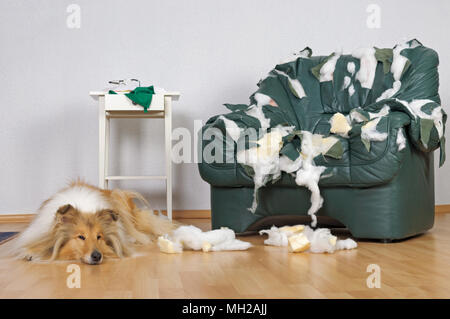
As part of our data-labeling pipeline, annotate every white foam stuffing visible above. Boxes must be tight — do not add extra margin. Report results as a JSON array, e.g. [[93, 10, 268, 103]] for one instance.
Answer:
[[348, 84, 355, 96], [312, 135, 340, 155], [259, 224, 357, 253], [237, 127, 292, 212], [237, 130, 329, 226], [159, 225, 251, 253], [335, 238, 358, 250], [294, 132, 326, 227], [254, 93, 272, 107], [330, 113, 352, 137], [343, 76, 351, 90], [361, 117, 388, 142], [347, 62, 356, 75], [396, 128, 406, 151], [319, 52, 341, 82], [352, 47, 377, 89], [391, 43, 410, 81], [278, 155, 303, 174], [219, 115, 242, 142], [259, 226, 289, 246]]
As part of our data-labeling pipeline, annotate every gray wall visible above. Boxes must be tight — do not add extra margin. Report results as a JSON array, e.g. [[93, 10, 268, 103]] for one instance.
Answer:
[[1, 0, 449, 214]]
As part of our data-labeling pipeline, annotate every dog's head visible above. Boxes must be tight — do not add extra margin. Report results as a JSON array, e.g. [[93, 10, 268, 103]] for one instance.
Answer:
[[54, 204, 120, 265]]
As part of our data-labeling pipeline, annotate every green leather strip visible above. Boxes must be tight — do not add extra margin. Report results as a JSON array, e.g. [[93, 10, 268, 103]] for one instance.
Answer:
[[324, 140, 344, 159], [374, 48, 393, 74], [440, 136, 446, 167], [420, 118, 434, 147]]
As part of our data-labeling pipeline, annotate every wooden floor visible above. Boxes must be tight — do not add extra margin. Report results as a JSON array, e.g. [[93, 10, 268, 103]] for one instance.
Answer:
[[1, 215, 450, 299]]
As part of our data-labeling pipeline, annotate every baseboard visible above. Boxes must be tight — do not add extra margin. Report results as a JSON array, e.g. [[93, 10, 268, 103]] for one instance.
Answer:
[[0, 210, 212, 224], [435, 205, 450, 214]]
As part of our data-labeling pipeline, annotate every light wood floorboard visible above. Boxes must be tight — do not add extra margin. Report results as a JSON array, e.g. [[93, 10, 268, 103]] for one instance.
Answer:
[[1, 216, 450, 298]]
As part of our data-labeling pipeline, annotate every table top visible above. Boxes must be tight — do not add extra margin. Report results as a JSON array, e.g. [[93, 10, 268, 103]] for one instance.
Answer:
[[89, 91, 180, 97]]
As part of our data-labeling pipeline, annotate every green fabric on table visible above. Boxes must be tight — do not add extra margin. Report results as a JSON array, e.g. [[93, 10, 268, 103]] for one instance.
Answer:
[[108, 86, 155, 112]]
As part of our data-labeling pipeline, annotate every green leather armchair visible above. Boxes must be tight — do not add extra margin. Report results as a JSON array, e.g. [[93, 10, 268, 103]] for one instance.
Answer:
[[198, 39, 446, 240]]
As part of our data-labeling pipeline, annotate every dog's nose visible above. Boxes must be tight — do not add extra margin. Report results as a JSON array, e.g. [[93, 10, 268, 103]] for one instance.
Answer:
[[91, 250, 102, 263]]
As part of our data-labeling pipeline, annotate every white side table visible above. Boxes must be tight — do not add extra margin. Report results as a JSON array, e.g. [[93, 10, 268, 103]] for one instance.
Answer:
[[89, 91, 180, 220]]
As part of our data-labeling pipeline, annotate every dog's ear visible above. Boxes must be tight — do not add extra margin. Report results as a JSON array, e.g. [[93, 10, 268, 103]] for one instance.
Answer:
[[56, 204, 79, 223], [96, 209, 119, 222]]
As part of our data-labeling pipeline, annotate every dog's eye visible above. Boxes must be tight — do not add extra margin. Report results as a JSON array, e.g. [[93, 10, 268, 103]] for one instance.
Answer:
[[78, 235, 86, 240], [97, 235, 101, 240]]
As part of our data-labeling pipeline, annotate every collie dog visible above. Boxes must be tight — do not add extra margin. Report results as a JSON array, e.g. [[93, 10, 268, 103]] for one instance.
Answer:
[[11, 181, 176, 264]]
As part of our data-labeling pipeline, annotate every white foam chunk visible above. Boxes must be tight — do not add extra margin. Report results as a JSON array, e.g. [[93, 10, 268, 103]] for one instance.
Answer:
[[219, 115, 242, 142], [158, 236, 183, 254], [343, 76, 351, 90], [237, 127, 293, 212], [347, 62, 356, 75], [294, 132, 326, 227], [352, 47, 377, 89], [391, 43, 409, 81], [335, 238, 358, 250], [330, 113, 352, 137], [348, 84, 355, 96], [168, 225, 252, 252], [396, 128, 406, 151], [361, 117, 388, 142], [319, 52, 341, 82], [259, 226, 289, 246]]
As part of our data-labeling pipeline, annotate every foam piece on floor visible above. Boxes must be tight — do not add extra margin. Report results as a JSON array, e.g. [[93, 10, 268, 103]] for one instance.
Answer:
[[288, 233, 311, 252], [335, 238, 358, 250], [165, 225, 252, 252], [259, 224, 357, 254], [259, 226, 289, 246], [157, 236, 183, 254]]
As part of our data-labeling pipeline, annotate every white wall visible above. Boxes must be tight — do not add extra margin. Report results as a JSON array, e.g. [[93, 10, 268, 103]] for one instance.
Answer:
[[1, 0, 449, 214]]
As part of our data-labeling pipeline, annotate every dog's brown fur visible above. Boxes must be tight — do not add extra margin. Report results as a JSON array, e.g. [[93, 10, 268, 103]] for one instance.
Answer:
[[20, 181, 177, 264]]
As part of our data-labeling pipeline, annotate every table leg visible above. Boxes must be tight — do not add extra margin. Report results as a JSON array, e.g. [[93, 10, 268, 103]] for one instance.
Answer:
[[164, 96, 173, 220], [98, 96, 107, 189], [105, 114, 110, 189]]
